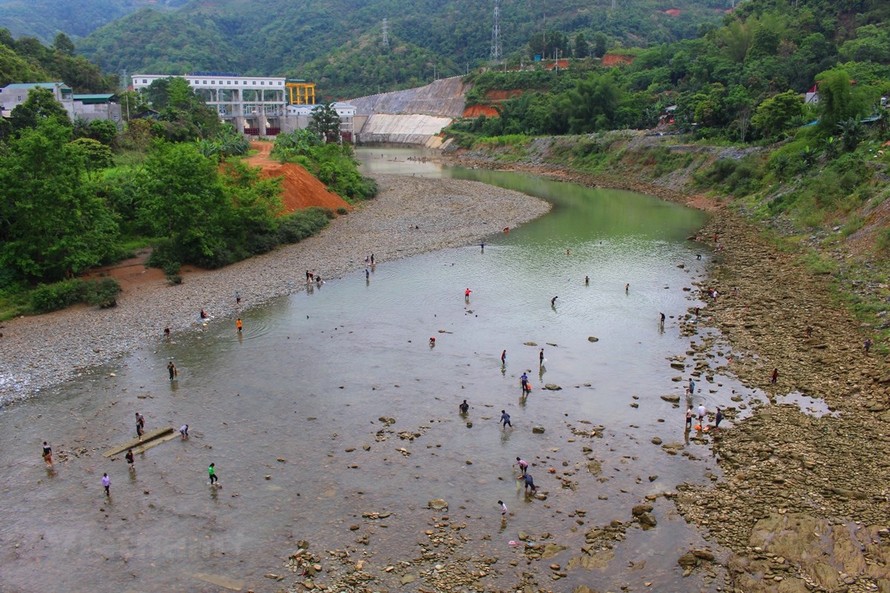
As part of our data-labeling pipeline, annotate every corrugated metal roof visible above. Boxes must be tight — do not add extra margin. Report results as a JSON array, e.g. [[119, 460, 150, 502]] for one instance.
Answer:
[[3, 82, 69, 90], [73, 94, 116, 104]]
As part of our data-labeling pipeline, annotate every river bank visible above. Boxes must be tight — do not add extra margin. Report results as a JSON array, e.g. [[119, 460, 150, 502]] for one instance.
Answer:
[[447, 150, 890, 592], [0, 175, 550, 404]]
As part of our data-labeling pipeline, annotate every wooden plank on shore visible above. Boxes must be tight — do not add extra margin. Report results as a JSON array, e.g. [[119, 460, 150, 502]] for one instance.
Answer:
[[130, 431, 179, 455], [103, 427, 174, 457]]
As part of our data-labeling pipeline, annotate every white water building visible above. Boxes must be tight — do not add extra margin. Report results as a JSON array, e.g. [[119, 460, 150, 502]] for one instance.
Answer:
[[132, 73, 288, 135]]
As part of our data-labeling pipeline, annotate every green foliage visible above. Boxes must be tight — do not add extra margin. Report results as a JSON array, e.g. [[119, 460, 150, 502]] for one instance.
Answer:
[[839, 24, 890, 63], [276, 207, 330, 244], [197, 124, 250, 160], [141, 141, 231, 267], [83, 277, 121, 308], [69, 137, 114, 172], [0, 40, 46, 85], [308, 103, 341, 143], [751, 90, 804, 141], [0, 1, 190, 41], [0, 119, 119, 282], [0, 29, 113, 91], [815, 69, 868, 134], [75, 0, 726, 99], [768, 138, 817, 179], [273, 131, 377, 202], [28, 277, 120, 312], [29, 279, 86, 313], [696, 156, 764, 195], [142, 76, 221, 140], [74, 118, 119, 146]]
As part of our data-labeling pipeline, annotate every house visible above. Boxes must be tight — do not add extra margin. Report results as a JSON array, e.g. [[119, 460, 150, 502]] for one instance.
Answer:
[[0, 81, 73, 118], [0, 82, 121, 123]]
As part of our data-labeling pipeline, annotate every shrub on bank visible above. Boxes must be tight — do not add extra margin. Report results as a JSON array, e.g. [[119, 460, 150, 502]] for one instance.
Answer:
[[277, 207, 331, 244], [30, 278, 121, 313]]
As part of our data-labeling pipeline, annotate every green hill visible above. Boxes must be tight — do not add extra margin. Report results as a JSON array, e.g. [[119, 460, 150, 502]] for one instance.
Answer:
[[77, 0, 727, 97], [0, 0, 188, 41]]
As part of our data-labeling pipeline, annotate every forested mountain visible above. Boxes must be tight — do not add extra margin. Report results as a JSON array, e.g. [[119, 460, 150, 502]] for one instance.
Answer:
[[77, 0, 728, 98], [0, 0, 188, 41]]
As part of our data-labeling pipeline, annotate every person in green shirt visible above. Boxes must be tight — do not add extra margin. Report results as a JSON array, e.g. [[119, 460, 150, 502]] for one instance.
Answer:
[[208, 463, 218, 485]]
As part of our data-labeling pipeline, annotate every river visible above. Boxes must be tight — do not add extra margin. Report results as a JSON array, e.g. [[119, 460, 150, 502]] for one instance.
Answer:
[[0, 148, 755, 593]]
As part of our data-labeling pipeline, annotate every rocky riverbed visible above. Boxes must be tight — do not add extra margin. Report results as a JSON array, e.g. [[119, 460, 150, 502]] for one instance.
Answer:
[[0, 175, 550, 404], [447, 152, 890, 593]]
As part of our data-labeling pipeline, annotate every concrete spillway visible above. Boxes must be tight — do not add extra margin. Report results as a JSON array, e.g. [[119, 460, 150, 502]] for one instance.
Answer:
[[350, 76, 467, 146]]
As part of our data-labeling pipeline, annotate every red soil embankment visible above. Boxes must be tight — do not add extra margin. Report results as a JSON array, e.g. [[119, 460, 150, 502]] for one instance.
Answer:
[[463, 89, 526, 118], [245, 141, 352, 214], [463, 105, 500, 118], [602, 54, 636, 67]]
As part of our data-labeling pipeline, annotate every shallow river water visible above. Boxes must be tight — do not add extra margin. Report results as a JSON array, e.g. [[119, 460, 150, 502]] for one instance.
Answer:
[[0, 149, 757, 593]]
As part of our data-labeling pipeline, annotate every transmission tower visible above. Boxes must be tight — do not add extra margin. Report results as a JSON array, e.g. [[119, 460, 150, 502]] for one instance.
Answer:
[[382, 18, 389, 49], [490, 0, 502, 62]]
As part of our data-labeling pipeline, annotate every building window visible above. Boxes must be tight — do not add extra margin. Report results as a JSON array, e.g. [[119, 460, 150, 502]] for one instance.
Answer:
[[252, 81, 257, 85], [261, 81, 265, 85]]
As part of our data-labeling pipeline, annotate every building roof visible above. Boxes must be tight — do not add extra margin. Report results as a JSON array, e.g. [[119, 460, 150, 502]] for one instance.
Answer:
[[3, 82, 70, 90], [73, 94, 116, 104]]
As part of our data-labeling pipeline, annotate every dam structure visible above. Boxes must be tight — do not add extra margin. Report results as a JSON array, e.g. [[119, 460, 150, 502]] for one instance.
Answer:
[[350, 76, 467, 147]]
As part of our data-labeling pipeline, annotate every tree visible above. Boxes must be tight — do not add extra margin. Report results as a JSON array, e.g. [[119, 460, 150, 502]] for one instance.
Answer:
[[574, 33, 590, 59], [143, 77, 220, 140], [815, 68, 866, 134], [69, 137, 114, 174], [560, 74, 622, 133], [593, 33, 608, 58], [309, 103, 342, 143], [52, 33, 75, 56], [839, 24, 890, 63], [751, 90, 804, 140], [9, 87, 70, 134], [141, 142, 232, 267], [0, 119, 119, 282]]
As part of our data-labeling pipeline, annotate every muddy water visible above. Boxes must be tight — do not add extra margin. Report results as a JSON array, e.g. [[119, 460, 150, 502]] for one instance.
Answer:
[[0, 150, 756, 593]]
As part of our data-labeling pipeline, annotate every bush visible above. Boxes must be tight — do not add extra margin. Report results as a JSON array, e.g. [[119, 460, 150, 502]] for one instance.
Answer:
[[29, 278, 122, 312], [277, 208, 330, 244], [696, 157, 764, 196], [83, 278, 121, 308], [30, 279, 86, 313]]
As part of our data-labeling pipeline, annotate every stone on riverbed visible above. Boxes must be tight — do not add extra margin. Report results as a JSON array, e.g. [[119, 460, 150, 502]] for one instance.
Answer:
[[428, 498, 448, 510]]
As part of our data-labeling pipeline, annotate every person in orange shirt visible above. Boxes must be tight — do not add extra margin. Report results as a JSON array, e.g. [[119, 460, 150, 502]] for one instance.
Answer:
[[236, 318, 243, 332]]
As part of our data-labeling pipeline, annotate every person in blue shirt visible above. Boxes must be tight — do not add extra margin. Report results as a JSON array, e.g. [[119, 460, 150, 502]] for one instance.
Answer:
[[523, 473, 537, 493], [500, 410, 512, 429]]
